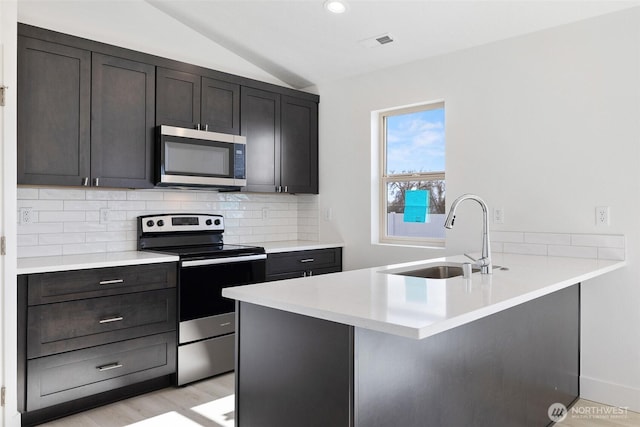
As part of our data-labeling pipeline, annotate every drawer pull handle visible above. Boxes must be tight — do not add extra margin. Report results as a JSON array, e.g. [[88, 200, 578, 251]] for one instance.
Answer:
[[220, 322, 231, 327], [99, 279, 124, 286], [97, 362, 123, 372], [299, 258, 315, 263], [99, 316, 124, 324]]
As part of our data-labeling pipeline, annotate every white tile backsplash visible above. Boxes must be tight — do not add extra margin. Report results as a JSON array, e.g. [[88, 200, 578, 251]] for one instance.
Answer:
[[493, 231, 625, 260], [17, 186, 319, 258]]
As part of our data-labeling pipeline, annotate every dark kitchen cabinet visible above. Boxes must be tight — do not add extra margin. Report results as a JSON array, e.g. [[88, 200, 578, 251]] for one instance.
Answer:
[[156, 67, 240, 135], [18, 263, 177, 425], [241, 87, 281, 192], [91, 53, 155, 188], [241, 88, 319, 194], [17, 37, 91, 186], [17, 36, 156, 189], [281, 96, 319, 194], [266, 247, 342, 281]]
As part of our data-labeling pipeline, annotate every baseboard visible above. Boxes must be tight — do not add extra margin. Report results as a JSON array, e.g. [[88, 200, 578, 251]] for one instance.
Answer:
[[580, 375, 640, 412]]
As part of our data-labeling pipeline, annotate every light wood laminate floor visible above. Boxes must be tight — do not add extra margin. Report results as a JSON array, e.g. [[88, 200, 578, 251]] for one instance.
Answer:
[[38, 373, 639, 426]]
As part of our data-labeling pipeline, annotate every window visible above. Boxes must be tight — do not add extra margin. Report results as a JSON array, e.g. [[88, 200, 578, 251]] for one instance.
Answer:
[[379, 102, 445, 246]]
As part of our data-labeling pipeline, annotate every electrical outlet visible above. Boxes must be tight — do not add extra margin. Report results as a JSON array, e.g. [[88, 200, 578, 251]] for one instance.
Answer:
[[100, 208, 110, 224], [493, 207, 504, 224], [596, 206, 610, 226], [19, 207, 33, 225], [324, 208, 333, 221], [262, 207, 269, 219]]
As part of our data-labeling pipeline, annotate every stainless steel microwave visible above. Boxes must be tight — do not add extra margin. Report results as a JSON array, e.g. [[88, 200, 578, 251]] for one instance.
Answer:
[[156, 125, 247, 189]]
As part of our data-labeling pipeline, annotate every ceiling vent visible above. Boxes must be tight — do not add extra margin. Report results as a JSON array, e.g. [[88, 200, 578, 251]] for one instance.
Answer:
[[359, 33, 395, 48]]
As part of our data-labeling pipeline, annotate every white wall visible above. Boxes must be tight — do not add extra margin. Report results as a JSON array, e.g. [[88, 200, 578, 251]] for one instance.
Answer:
[[317, 8, 640, 411]]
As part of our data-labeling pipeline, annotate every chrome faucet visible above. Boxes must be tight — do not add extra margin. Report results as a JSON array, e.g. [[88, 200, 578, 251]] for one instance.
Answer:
[[444, 194, 492, 274]]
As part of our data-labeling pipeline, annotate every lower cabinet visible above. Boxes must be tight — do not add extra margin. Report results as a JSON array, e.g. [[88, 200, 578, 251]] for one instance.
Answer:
[[18, 262, 177, 425], [266, 247, 342, 281]]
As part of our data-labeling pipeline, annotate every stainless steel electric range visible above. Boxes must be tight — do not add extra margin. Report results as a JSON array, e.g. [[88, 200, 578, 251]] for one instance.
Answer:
[[137, 213, 266, 385]]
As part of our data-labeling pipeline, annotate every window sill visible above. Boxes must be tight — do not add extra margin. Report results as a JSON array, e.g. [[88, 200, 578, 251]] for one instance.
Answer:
[[376, 240, 445, 250]]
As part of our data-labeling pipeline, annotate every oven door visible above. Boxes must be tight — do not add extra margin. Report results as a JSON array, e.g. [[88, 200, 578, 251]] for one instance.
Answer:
[[178, 254, 266, 344]]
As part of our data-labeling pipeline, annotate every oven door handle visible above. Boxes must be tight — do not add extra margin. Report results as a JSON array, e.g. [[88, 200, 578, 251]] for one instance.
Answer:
[[181, 254, 267, 268]]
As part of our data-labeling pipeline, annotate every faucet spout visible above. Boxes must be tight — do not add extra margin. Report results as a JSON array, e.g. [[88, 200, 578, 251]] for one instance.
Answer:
[[444, 194, 492, 274]]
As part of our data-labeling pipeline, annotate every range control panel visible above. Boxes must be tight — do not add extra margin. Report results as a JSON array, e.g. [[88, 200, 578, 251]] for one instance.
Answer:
[[140, 214, 224, 233]]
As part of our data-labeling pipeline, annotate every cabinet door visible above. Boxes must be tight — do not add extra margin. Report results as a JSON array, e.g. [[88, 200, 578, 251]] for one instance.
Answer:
[[201, 77, 240, 135], [156, 67, 201, 128], [280, 96, 318, 194], [91, 53, 155, 188], [241, 87, 281, 192], [17, 37, 91, 186]]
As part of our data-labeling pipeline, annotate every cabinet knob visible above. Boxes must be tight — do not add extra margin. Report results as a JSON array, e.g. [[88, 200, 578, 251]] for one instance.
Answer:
[[284, 186, 288, 193], [93, 177, 100, 187], [195, 123, 201, 130], [204, 124, 209, 131], [82, 177, 89, 186]]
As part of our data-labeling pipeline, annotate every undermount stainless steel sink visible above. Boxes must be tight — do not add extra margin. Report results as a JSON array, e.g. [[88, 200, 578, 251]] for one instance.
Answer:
[[382, 262, 481, 279]]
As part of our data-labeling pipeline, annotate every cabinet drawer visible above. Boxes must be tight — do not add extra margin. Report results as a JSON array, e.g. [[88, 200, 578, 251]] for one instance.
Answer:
[[27, 263, 176, 305], [26, 332, 176, 411], [28, 289, 176, 358], [266, 248, 342, 276]]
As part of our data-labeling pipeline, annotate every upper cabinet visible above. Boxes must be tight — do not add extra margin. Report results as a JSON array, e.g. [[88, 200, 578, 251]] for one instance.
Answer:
[[156, 68, 240, 135], [91, 54, 155, 188], [17, 37, 92, 186], [241, 88, 319, 194], [17, 24, 318, 193], [18, 37, 155, 188]]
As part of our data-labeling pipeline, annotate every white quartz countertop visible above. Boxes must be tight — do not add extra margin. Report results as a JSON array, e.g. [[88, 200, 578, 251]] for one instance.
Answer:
[[250, 240, 344, 253], [17, 251, 179, 275], [223, 253, 626, 340]]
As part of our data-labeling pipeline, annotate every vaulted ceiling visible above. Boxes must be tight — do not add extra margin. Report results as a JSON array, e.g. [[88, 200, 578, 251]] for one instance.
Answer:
[[147, 0, 640, 89]]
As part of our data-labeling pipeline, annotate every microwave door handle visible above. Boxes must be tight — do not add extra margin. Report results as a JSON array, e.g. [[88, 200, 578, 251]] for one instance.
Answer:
[[181, 254, 267, 268]]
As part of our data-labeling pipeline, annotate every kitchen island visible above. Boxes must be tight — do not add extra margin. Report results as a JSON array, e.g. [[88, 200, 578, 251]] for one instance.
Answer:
[[222, 253, 625, 427]]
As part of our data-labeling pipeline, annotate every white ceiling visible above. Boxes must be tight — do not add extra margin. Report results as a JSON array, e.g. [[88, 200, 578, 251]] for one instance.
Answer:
[[148, 0, 640, 89]]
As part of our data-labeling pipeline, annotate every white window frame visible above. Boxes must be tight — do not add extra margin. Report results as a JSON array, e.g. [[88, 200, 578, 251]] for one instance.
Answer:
[[379, 102, 445, 247]]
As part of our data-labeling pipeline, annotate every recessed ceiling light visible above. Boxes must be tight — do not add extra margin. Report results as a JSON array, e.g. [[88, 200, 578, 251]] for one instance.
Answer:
[[324, 0, 348, 14]]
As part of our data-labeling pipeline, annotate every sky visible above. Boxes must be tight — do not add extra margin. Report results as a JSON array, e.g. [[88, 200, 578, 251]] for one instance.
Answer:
[[386, 107, 445, 174]]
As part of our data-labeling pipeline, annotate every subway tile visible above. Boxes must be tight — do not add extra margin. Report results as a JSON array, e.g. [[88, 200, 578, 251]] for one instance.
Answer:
[[524, 232, 571, 245], [107, 201, 147, 210], [39, 233, 85, 245], [491, 231, 524, 243], [17, 200, 63, 210], [39, 211, 86, 222], [86, 231, 128, 243], [85, 211, 100, 222], [64, 222, 107, 233], [39, 188, 86, 200], [107, 241, 137, 252], [17, 223, 63, 235], [86, 190, 127, 201], [64, 200, 108, 211], [163, 191, 199, 201], [180, 202, 217, 211], [17, 187, 40, 199], [196, 192, 228, 202], [17, 235, 39, 246], [548, 245, 597, 259], [107, 221, 137, 232], [18, 245, 63, 258], [107, 211, 127, 221], [503, 243, 547, 256], [143, 201, 182, 211], [127, 190, 164, 201], [491, 242, 504, 253], [598, 247, 625, 261], [63, 242, 107, 255], [571, 234, 625, 248]]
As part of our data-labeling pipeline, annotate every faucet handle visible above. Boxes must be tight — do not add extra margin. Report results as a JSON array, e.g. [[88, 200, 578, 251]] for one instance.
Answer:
[[464, 253, 477, 263]]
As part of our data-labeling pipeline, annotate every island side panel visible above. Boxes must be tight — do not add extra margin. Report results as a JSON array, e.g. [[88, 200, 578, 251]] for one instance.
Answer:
[[236, 302, 354, 427], [354, 284, 580, 427]]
